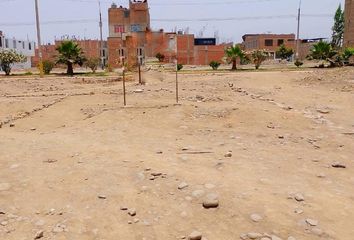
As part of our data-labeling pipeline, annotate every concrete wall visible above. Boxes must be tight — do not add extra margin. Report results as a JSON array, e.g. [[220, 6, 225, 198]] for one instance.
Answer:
[[0, 32, 35, 69]]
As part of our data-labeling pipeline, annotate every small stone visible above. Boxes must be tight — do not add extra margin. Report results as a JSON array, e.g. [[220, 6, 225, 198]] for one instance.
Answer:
[[331, 162, 346, 168], [30, 128, 36, 131], [247, 232, 263, 239], [250, 213, 263, 222], [189, 231, 202, 240], [306, 218, 318, 226], [287, 237, 296, 240], [134, 89, 144, 93], [34, 230, 44, 239], [0, 221, 8, 226], [133, 218, 140, 223], [98, 195, 107, 199], [178, 182, 189, 190], [224, 152, 232, 158], [317, 173, 326, 178], [240, 233, 248, 240], [294, 193, 304, 202], [294, 208, 303, 214], [203, 193, 219, 209], [151, 172, 162, 177], [127, 221, 133, 224], [128, 209, 136, 216], [120, 206, 128, 211], [9, 123, 15, 127]]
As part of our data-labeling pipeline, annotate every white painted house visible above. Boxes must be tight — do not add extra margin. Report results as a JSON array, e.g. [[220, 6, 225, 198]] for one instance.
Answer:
[[0, 31, 35, 70]]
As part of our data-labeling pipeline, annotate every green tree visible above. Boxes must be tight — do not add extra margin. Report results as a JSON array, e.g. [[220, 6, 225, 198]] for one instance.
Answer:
[[310, 41, 336, 61], [0, 49, 26, 76], [56, 40, 86, 75], [209, 61, 221, 70], [42, 60, 54, 74], [342, 47, 354, 61], [85, 57, 100, 73], [225, 45, 245, 70], [251, 50, 268, 70], [155, 53, 165, 62], [276, 44, 294, 60], [331, 4, 345, 49]]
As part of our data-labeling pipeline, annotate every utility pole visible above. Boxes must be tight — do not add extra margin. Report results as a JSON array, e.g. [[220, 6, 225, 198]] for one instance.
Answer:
[[35, 0, 44, 78], [295, 0, 302, 60], [99, 1, 104, 69], [175, 34, 179, 104]]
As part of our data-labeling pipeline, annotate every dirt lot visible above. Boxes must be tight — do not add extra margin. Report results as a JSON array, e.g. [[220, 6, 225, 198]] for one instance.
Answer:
[[0, 68, 353, 240]]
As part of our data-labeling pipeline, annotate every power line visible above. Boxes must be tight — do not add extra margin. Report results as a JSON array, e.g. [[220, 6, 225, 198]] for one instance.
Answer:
[[0, 14, 333, 27]]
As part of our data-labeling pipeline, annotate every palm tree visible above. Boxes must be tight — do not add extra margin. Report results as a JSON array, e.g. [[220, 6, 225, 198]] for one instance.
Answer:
[[225, 45, 245, 70], [310, 41, 336, 61], [56, 40, 86, 75]]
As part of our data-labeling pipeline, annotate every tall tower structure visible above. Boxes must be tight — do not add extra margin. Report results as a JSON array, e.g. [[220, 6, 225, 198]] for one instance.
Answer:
[[344, 0, 354, 47]]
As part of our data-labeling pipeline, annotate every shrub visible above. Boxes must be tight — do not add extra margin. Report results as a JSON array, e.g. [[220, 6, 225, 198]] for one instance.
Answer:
[[251, 50, 268, 70], [24, 71, 33, 75], [85, 58, 100, 73], [342, 47, 354, 61], [294, 59, 303, 68], [156, 53, 165, 62], [0, 49, 26, 76], [209, 61, 221, 70], [276, 44, 294, 60], [42, 60, 54, 74], [177, 63, 183, 71]]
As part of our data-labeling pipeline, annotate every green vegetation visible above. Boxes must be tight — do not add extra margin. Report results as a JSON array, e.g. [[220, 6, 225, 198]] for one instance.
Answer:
[[42, 60, 55, 74], [331, 4, 345, 49], [209, 61, 221, 70], [0, 49, 26, 76], [294, 59, 304, 68], [225, 45, 245, 70], [156, 53, 165, 62], [250, 50, 268, 70], [56, 40, 86, 76], [342, 47, 354, 62], [276, 44, 294, 60], [85, 58, 100, 73], [177, 63, 183, 71]]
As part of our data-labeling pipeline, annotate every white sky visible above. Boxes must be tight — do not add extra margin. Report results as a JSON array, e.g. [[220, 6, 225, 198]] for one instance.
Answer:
[[0, 0, 345, 44]]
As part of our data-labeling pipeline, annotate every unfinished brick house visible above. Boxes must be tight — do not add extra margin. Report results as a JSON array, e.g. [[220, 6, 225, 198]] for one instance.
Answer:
[[344, 0, 354, 47], [242, 34, 296, 59], [107, 0, 232, 68]]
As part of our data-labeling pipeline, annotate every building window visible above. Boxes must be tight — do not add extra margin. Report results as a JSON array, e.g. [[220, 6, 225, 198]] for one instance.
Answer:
[[0, 37, 2, 47], [114, 25, 124, 33], [5, 39, 9, 48], [265, 39, 273, 47], [22, 41, 25, 49], [124, 10, 130, 18], [13, 39, 17, 48], [277, 39, 284, 46], [29, 42, 32, 50]]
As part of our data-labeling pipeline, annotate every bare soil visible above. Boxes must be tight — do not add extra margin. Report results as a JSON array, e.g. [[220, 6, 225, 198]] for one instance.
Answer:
[[0, 68, 353, 240]]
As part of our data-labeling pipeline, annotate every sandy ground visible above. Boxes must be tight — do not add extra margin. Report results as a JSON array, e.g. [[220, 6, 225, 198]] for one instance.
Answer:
[[0, 67, 353, 240]]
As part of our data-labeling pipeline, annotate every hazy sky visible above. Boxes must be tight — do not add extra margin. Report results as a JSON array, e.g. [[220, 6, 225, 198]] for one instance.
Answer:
[[0, 0, 345, 44]]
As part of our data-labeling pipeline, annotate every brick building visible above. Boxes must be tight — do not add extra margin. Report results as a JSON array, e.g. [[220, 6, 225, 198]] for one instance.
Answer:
[[32, 39, 107, 67], [107, 0, 231, 68], [344, 0, 354, 47], [242, 34, 296, 59]]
